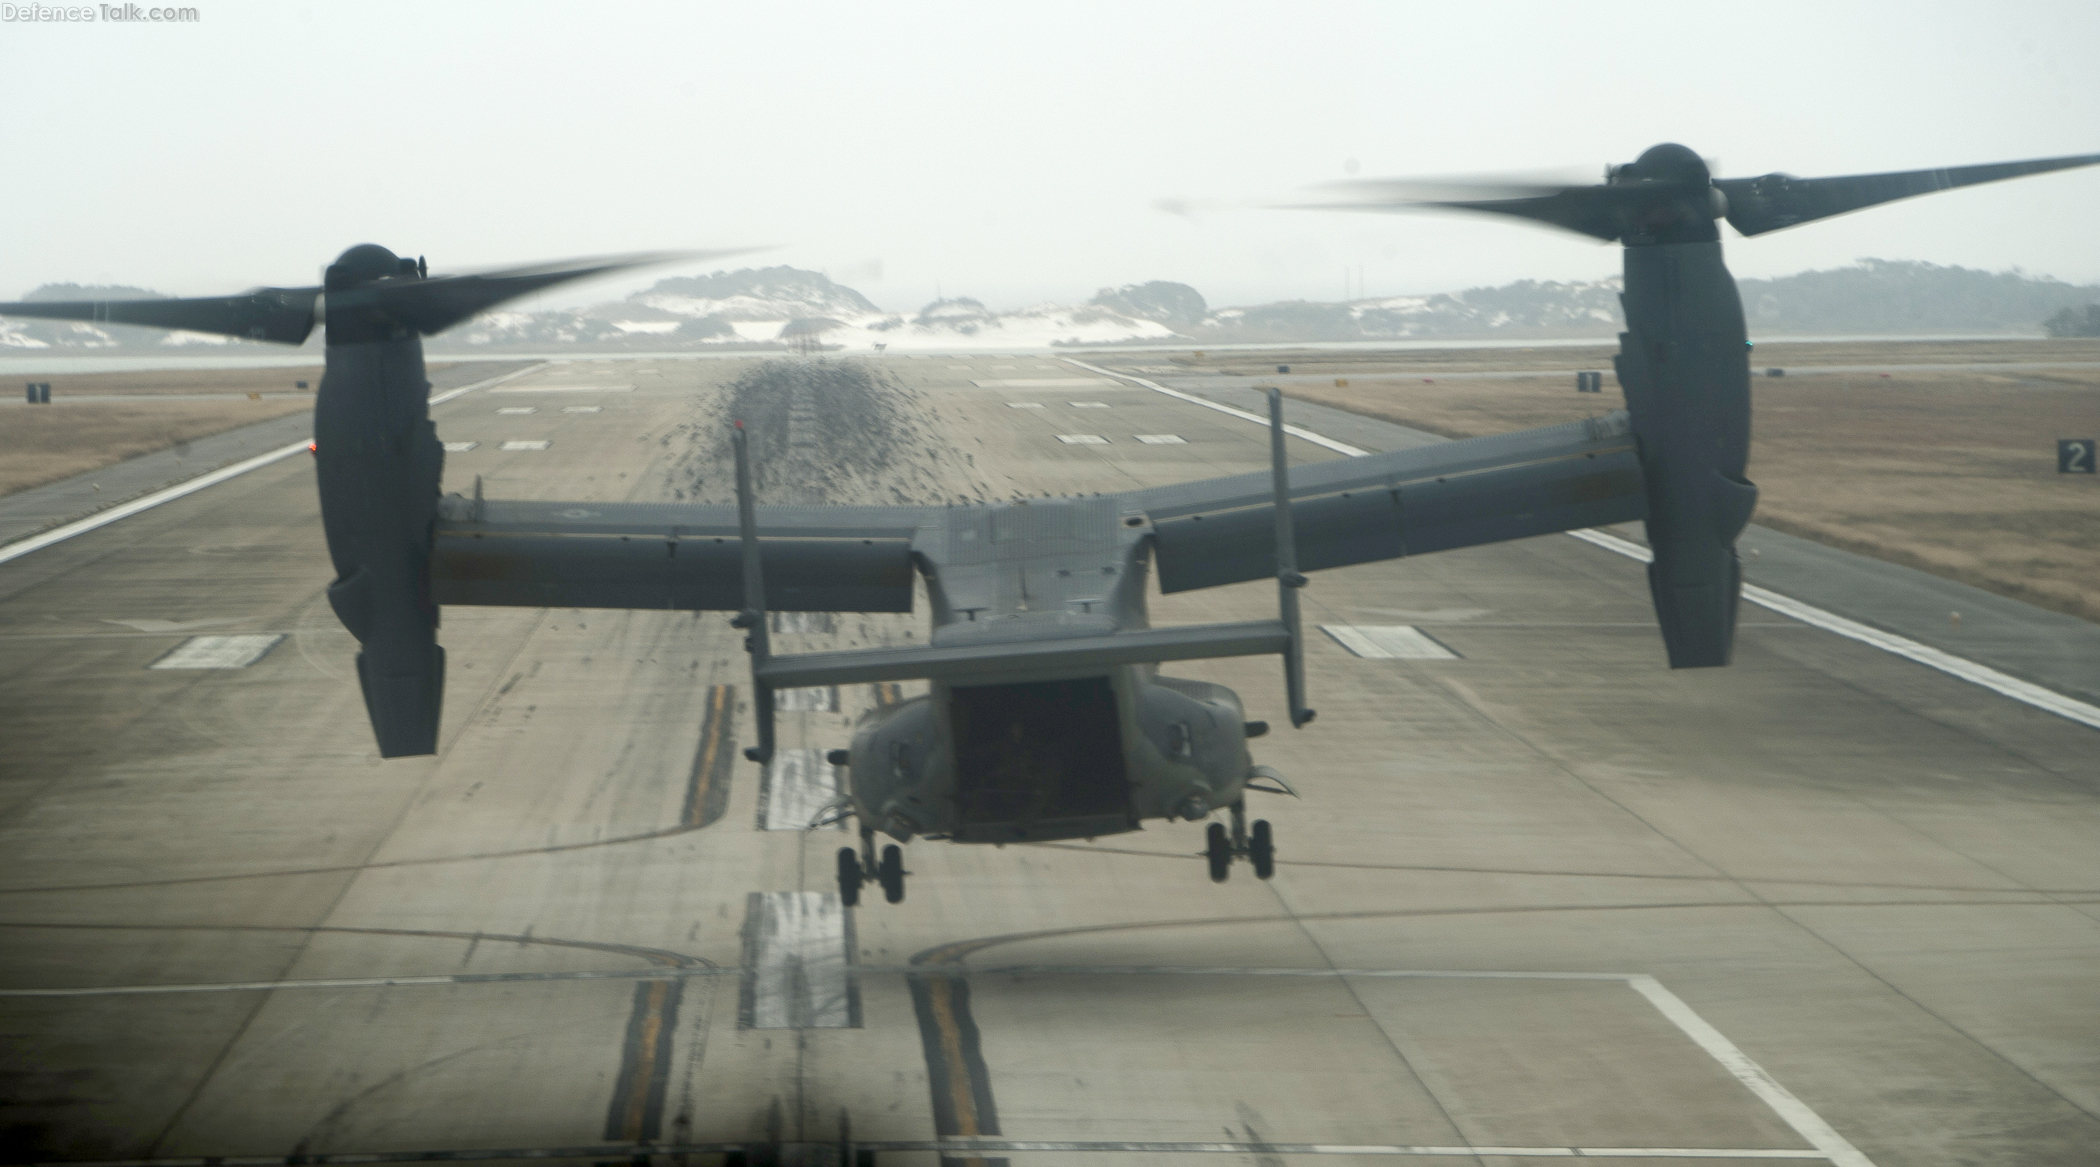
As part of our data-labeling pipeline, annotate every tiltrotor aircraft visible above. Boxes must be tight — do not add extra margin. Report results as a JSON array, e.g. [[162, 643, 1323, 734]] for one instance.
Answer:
[[4, 146, 2094, 907]]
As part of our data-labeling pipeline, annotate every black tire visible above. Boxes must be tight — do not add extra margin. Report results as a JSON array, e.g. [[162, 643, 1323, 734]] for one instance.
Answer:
[[1250, 820, 1275, 880], [879, 844, 906, 904], [836, 847, 862, 906], [1205, 822, 1232, 883]]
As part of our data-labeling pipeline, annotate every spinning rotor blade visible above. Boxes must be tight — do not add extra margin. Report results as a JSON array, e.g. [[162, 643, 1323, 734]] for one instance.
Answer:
[[341, 248, 751, 336], [0, 286, 320, 345], [1299, 177, 1706, 243], [1715, 153, 2100, 236], [0, 246, 762, 347]]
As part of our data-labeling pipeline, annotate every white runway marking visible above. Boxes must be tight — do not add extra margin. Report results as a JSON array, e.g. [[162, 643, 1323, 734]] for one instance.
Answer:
[[0, 365, 536, 568], [775, 685, 839, 712], [103, 617, 242, 633], [149, 634, 285, 670], [971, 378, 1114, 388], [739, 891, 858, 1029], [495, 406, 537, 415], [442, 441, 479, 452], [1322, 624, 1460, 660], [1069, 356, 2100, 735], [769, 611, 836, 634], [758, 748, 845, 831], [1567, 529, 2100, 733], [1005, 401, 1045, 409], [498, 440, 550, 451], [983, 965, 1872, 1167], [487, 384, 634, 393], [1056, 434, 1109, 445], [1069, 400, 1111, 408], [1134, 434, 1186, 444], [1060, 357, 1365, 456], [560, 405, 601, 413], [14, 960, 1864, 1164]]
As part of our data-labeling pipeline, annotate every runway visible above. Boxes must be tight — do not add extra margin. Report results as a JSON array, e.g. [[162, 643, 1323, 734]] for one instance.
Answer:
[[2, 354, 2097, 1166]]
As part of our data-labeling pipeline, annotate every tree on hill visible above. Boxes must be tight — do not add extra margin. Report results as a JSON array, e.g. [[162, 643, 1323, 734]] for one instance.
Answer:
[[2042, 304, 2100, 338], [1736, 259, 2100, 334]]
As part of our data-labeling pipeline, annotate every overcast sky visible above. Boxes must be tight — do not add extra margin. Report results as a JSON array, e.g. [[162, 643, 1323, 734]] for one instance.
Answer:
[[4, 0, 2097, 314]]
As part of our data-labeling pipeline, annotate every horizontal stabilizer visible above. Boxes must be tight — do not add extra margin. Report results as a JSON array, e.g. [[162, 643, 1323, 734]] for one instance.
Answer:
[[757, 620, 1292, 688]]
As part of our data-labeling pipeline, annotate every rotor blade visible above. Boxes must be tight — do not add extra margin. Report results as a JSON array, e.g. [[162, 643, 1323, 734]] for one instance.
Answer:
[[1292, 183, 1645, 243], [0, 286, 319, 345], [1717, 152, 2100, 237], [356, 248, 760, 336]]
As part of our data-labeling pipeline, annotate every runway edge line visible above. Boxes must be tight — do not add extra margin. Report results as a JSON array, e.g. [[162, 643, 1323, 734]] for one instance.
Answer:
[[0, 362, 545, 567], [1066, 358, 2100, 734]]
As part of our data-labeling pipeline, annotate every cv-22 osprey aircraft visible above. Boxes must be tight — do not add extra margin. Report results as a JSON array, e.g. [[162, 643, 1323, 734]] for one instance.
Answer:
[[6, 146, 2095, 906]]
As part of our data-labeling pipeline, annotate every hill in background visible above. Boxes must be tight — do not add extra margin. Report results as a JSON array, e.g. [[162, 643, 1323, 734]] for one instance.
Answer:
[[6, 260, 2099, 352]]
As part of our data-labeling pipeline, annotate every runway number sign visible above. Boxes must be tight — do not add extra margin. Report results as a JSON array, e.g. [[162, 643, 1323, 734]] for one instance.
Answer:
[[2061, 439, 2096, 474]]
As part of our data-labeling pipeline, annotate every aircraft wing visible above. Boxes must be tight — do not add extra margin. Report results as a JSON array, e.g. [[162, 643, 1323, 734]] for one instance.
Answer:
[[1133, 410, 1646, 593], [430, 498, 936, 613], [430, 411, 1645, 612]]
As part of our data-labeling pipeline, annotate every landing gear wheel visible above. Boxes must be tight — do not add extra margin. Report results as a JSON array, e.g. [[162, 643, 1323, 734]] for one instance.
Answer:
[[879, 844, 906, 904], [1205, 822, 1232, 883], [1250, 820, 1275, 880], [836, 847, 863, 906]]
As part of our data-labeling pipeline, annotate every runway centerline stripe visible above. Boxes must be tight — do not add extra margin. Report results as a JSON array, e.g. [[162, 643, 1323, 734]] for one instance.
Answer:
[[681, 684, 735, 828], [602, 978, 683, 1142], [1068, 357, 2099, 734], [908, 971, 1006, 1167], [0, 363, 543, 566]]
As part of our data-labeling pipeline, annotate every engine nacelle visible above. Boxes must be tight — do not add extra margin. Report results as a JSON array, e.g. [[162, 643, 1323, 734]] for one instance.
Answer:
[[314, 314, 446, 757], [1615, 238, 1757, 669]]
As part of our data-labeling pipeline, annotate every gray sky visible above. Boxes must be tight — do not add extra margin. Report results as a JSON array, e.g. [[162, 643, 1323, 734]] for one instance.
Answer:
[[5, 0, 2097, 314]]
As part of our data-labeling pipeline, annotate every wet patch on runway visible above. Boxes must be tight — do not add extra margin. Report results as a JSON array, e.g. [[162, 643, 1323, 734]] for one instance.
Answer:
[[682, 684, 736, 829], [757, 749, 846, 831], [148, 633, 284, 669], [738, 891, 860, 1029], [1322, 624, 1462, 660]]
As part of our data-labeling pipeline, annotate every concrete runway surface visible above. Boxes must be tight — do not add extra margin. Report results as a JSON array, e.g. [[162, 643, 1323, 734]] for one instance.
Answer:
[[1, 354, 2096, 1166]]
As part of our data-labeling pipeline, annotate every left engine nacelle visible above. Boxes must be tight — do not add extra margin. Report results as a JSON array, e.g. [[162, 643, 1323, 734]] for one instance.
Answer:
[[314, 329, 446, 758]]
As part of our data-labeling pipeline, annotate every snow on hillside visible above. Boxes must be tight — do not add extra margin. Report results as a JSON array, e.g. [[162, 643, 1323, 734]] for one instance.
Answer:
[[435, 269, 1176, 350]]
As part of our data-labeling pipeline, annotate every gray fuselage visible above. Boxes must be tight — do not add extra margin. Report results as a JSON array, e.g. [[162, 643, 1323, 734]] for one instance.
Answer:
[[845, 497, 1260, 844]]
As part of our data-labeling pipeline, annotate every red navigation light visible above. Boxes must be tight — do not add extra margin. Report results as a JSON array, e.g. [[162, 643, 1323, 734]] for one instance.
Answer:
[[308, 441, 318, 455]]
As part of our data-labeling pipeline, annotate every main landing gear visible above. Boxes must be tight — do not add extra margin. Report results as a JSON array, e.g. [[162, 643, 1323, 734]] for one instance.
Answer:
[[1206, 799, 1274, 883], [838, 826, 907, 906]]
